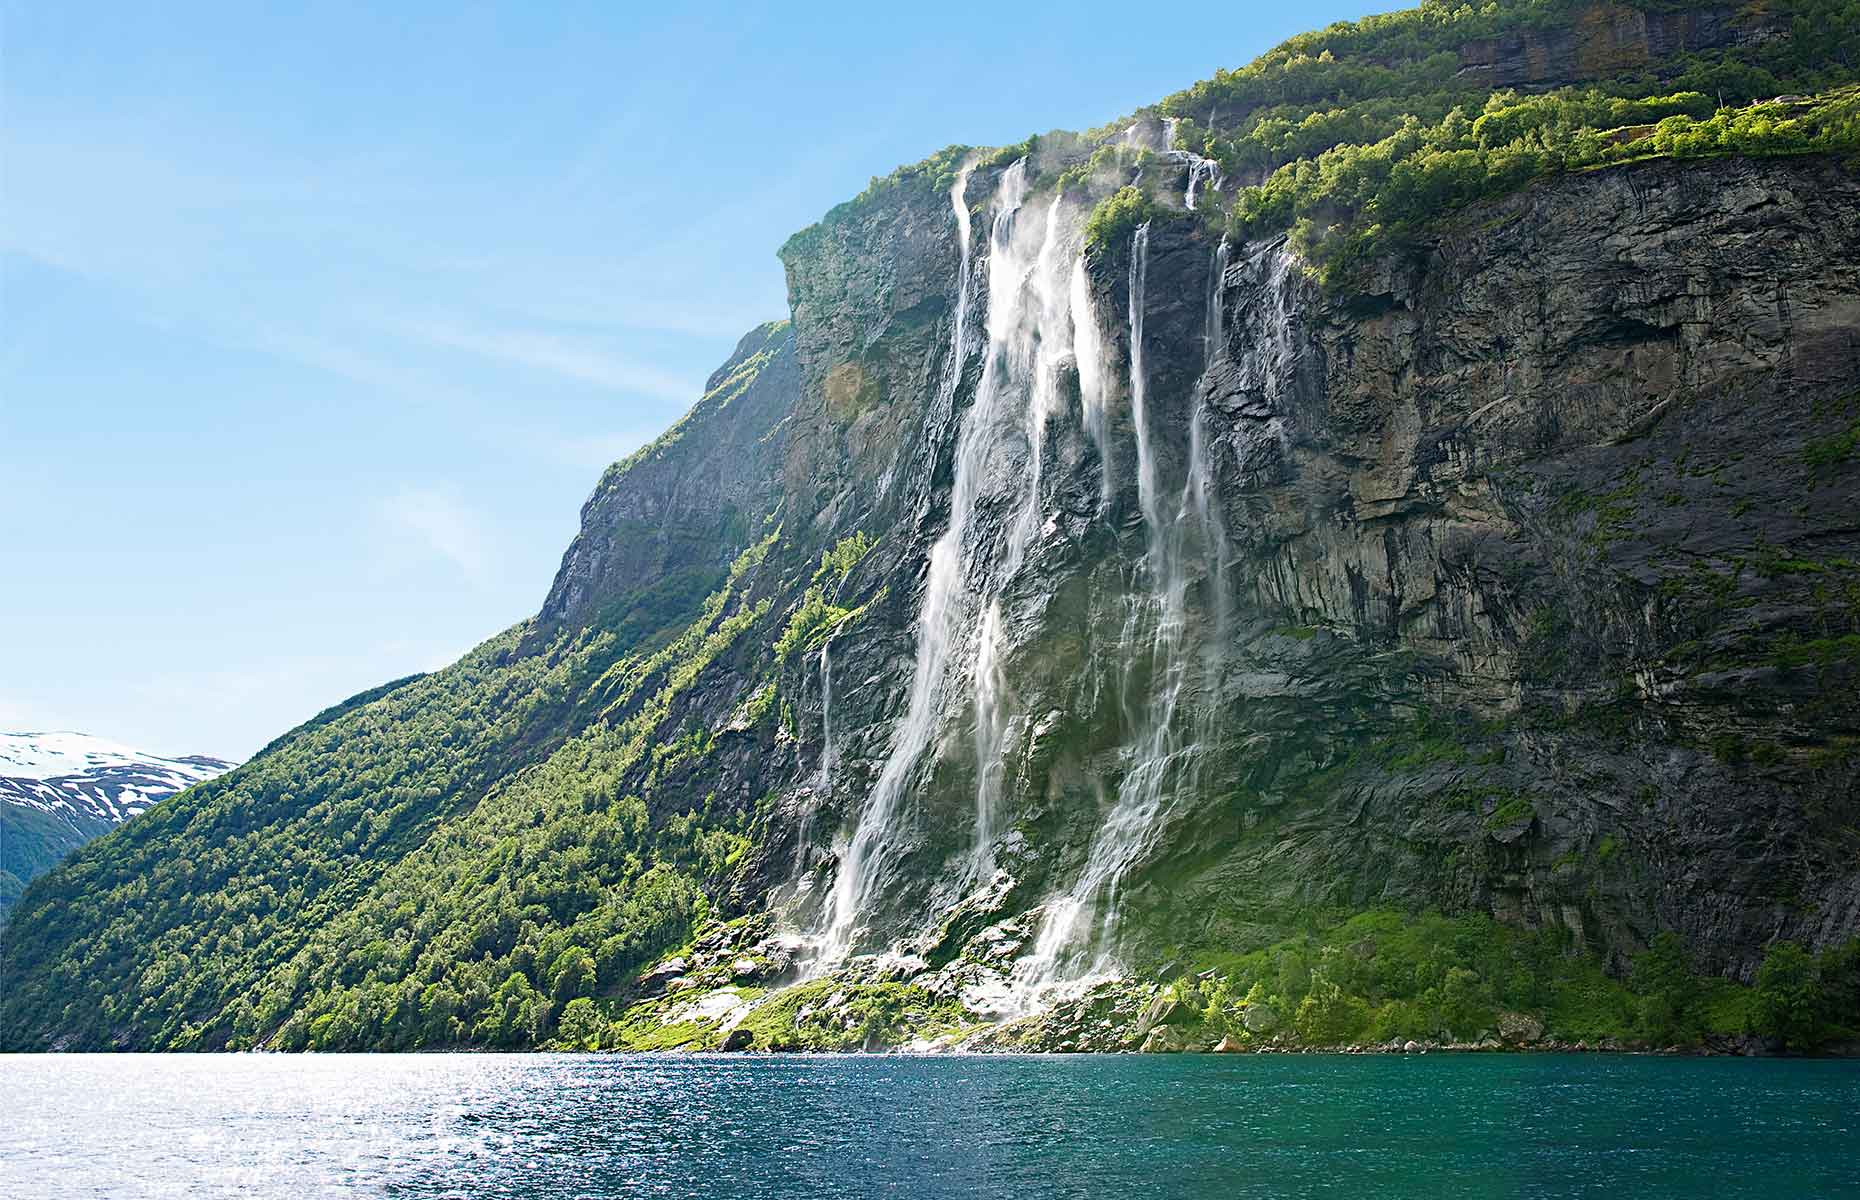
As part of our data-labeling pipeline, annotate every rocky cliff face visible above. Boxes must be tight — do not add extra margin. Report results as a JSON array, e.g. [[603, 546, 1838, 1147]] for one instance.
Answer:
[[1457, 3, 1784, 90], [1122, 155, 1860, 977], [606, 150, 1859, 1000], [7, 5, 1854, 1057], [538, 321, 798, 635], [419, 128, 1860, 1045]]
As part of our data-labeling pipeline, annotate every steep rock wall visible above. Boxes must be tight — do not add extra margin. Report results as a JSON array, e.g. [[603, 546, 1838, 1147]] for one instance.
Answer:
[[1457, 3, 1785, 90], [752, 153, 1859, 982]]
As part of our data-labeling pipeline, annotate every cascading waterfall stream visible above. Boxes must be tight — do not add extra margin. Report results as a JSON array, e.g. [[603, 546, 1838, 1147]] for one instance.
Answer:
[[817, 641, 834, 796], [818, 160, 1038, 962], [810, 156, 1238, 996], [1163, 116, 1224, 212], [1021, 224, 1234, 995], [808, 161, 979, 965], [1070, 258, 1112, 503], [1185, 238, 1233, 674], [816, 160, 1117, 967], [1184, 158, 1223, 212], [973, 191, 1082, 883]]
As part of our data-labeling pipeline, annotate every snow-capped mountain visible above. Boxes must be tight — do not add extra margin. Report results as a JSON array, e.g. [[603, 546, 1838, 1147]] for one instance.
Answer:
[[0, 731, 233, 824], [1, 732, 236, 916]]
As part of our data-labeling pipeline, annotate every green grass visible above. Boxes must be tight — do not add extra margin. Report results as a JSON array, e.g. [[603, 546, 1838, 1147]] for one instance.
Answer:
[[1170, 908, 1758, 1050], [729, 980, 968, 1051]]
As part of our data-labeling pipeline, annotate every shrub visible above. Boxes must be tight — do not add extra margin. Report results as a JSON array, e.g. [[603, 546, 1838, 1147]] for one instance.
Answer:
[[1295, 973, 1372, 1044], [1083, 187, 1158, 251], [1632, 933, 1701, 1044], [1753, 942, 1824, 1049]]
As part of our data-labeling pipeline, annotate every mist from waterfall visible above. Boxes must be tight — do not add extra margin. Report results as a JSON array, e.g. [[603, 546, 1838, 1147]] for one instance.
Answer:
[[1071, 258, 1112, 502]]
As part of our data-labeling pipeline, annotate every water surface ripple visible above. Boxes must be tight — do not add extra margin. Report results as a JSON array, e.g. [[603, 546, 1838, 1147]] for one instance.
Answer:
[[4, 1053, 1856, 1198]]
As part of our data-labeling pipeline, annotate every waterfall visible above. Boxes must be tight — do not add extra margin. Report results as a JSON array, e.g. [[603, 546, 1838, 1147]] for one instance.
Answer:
[[1127, 224, 1159, 529], [972, 191, 1084, 880], [1185, 238, 1232, 645], [1184, 159, 1223, 212], [813, 157, 1235, 983], [1070, 258, 1112, 502], [817, 641, 834, 796], [811, 161, 980, 962], [1163, 116, 1224, 212], [818, 159, 1040, 961], [1023, 226, 1233, 991]]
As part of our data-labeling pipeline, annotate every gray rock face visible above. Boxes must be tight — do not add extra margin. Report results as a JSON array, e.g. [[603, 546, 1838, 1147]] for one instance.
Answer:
[[1456, 4, 1782, 91], [1498, 1011, 1545, 1044], [549, 153, 1857, 991], [536, 321, 798, 636], [1113, 156, 1860, 978]]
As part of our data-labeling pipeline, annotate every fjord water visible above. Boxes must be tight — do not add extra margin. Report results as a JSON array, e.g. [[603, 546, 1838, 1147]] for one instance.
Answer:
[[6, 1055, 1856, 1199]]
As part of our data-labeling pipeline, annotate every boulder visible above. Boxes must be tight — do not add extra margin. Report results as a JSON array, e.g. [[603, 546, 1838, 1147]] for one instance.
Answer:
[[1141, 1025, 1188, 1053], [1497, 1011, 1545, 1044], [636, 957, 687, 994], [1135, 990, 1191, 1037]]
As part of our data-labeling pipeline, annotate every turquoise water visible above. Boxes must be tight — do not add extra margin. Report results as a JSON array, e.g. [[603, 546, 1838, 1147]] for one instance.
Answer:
[[3, 1053, 1856, 1198]]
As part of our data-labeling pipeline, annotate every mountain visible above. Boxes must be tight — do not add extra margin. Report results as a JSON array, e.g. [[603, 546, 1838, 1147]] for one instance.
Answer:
[[0, 733, 234, 917], [3, 0, 1858, 1054]]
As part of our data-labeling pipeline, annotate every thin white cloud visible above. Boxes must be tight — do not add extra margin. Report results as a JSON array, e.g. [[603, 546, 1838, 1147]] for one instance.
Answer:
[[399, 320, 702, 400], [378, 486, 490, 580], [249, 325, 461, 404]]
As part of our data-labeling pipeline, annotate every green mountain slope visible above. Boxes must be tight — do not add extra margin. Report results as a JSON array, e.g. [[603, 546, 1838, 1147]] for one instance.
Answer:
[[0, 325, 803, 1050], [4, 2, 1858, 1054]]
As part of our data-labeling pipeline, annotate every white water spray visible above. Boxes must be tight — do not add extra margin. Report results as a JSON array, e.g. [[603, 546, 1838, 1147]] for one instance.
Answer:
[[971, 189, 1090, 880], [1070, 258, 1112, 501], [817, 154, 1127, 963], [1022, 225, 1235, 991], [817, 641, 834, 796], [817, 160, 1031, 961]]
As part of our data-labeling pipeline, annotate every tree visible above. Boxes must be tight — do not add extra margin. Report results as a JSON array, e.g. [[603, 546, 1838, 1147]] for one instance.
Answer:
[[1295, 974, 1371, 1044], [1632, 932, 1701, 1045], [1753, 942, 1824, 1050], [1438, 966, 1493, 1039], [555, 998, 605, 1051]]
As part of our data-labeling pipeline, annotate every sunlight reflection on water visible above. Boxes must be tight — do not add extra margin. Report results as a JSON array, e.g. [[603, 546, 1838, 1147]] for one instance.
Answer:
[[3, 1053, 1857, 1199]]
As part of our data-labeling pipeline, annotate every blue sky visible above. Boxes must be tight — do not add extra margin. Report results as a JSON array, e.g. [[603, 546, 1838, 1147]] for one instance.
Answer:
[[2, 0, 1375, 760]]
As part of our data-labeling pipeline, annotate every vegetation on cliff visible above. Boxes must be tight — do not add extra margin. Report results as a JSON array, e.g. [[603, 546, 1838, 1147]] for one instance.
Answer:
[[1143, 915, 1860, 1053], [1092, 0, 1860, 278], [3, 1, 1857, 1056], [0, 361, 798, 1051], [1224, 86, 1860, 277]]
